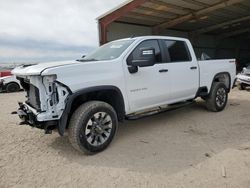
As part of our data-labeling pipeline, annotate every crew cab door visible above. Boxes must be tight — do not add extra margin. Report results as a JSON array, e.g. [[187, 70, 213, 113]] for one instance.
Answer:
[[161, 39, 199, 101], [124, 39, 172, 112]]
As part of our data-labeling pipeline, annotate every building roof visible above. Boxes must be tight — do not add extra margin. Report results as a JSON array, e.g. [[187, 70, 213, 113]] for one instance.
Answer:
[[97, 0, 134, 20], [98, 0, 250, 38]]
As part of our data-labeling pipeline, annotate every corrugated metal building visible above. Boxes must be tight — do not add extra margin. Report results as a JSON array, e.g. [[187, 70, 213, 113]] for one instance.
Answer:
[[97, 0, 250, 67]]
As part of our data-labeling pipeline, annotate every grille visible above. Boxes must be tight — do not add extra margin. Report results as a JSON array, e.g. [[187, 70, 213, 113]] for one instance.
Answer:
[[26, 84, 41, 110]]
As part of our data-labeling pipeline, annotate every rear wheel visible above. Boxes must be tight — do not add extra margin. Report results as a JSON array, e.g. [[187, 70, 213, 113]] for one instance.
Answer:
[[206, 82, 228, 112], [68, 101, 118, 154], [6, 82, 20, 93]]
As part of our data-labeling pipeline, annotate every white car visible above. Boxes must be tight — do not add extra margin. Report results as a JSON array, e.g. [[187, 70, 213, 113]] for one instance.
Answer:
[[12, 36, 236, 154], [236, 65, 250, 90], [0, 75, 22, 92]]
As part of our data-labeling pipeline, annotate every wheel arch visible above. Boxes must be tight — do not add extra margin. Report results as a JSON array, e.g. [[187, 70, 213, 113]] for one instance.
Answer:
[[58, 85, 125, 136], [210, 72, 231, 93]]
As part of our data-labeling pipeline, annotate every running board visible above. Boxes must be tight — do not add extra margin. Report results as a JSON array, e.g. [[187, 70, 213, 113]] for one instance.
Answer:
[[126, 101, 195, 120]]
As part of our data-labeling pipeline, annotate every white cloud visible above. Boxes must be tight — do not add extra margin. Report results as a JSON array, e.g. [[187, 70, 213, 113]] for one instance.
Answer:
[[0, 0, 126, 62], [0, 46, 81, 59]]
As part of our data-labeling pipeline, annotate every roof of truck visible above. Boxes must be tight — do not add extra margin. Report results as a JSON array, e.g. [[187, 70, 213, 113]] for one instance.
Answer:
[[113, 35, 189, 42]]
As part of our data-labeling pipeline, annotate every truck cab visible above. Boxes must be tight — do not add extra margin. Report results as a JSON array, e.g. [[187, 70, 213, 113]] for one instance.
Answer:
[[12, 36, 236, 154]]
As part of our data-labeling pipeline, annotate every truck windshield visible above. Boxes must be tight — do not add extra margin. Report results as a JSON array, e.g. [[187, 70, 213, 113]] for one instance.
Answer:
[[79, 39, 135, 61]]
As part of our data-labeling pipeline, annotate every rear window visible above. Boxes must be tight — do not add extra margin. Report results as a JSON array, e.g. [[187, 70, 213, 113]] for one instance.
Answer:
[[165, 40, 191, 62]]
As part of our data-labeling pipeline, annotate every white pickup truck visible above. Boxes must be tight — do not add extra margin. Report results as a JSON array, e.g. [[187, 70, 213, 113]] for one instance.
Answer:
[[13, 36, 236, 154]]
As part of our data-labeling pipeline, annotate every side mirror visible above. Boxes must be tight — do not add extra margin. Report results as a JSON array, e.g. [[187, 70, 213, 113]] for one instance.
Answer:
[[132, 48, 156, 67]]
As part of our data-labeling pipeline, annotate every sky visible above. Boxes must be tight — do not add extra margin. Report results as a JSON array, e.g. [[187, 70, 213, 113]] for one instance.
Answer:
[[0, 0, 126, 64]]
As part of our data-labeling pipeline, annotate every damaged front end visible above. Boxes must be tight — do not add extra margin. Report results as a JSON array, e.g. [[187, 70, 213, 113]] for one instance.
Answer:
[[15, 75, 70, 134]]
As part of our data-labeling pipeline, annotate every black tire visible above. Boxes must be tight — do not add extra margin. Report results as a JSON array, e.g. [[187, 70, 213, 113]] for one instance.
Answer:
[[6, 82, 20, 93], [68, 101, 118, 154], [205, 82, 228, 112], [237, 83, 245, 90]]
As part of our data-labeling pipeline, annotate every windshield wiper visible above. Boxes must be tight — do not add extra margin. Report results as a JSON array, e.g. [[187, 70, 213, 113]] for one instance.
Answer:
[[76, 58, 98, 62]]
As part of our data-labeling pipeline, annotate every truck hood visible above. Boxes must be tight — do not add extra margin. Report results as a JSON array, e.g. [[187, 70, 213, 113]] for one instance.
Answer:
[[12, 60, 80, 76]]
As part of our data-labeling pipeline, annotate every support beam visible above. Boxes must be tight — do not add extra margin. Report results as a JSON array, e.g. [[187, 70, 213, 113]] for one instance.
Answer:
[[182, 0, 209, 8], [193, 15, 250, 34], [219, 27, 250, 39], [99, 22, 108, 46], [125, 12, 166, 23], [148, 0, 193, 13], [153, 0, 244, 30], [116, 18, 156, 26], [142, 5, 186, 15], [98, 0, 147, 44], [137, 6, 177, 19]]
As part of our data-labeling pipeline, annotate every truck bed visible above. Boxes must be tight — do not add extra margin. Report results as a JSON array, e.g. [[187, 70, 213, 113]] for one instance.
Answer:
[[198, 59, 236, 92]]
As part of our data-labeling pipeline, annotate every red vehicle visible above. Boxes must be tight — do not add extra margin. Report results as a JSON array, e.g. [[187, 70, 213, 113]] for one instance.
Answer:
[[0, 70, 12, 77]]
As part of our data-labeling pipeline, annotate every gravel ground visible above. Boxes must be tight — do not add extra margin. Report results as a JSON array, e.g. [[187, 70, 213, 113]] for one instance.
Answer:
[[0, 89, 250, 188]]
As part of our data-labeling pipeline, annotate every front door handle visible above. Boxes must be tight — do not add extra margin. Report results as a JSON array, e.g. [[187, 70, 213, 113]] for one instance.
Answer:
[[190, 66, 197, 70], [159, 69, 168, 73]]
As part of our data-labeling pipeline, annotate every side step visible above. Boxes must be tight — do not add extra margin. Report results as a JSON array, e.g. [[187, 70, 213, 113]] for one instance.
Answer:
[[126, 100, 195, 120]]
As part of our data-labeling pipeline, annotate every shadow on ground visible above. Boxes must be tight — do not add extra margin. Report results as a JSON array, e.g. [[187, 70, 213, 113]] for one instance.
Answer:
[[49, 97, 250, 175]]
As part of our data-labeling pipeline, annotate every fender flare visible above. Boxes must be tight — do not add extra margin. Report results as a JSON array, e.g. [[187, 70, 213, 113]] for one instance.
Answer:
[[58, 85, 125, 136]]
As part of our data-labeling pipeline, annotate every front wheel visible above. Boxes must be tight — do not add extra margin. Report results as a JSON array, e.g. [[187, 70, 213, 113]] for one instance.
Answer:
[[68, 101, 118, 154], [205, 82, 228, 112]]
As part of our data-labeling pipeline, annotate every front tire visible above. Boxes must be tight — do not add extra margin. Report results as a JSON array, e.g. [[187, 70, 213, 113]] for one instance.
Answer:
[[6, 82, 20, 93], [68, 101, 118, 154], [205, 82, 228, 112]]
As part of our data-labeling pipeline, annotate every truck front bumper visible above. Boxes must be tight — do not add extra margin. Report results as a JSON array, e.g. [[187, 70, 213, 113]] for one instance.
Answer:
[[17, 103, 58, 133], [17, 103, 37, 125]]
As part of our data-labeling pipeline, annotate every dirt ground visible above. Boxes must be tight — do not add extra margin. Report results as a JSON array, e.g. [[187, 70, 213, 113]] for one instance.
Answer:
[[0, 89, 250, 188]]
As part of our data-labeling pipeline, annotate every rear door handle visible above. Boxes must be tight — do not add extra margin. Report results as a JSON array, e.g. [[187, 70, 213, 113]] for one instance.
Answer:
[[159, 69, 168, 73], [190, 66, 197, 70]]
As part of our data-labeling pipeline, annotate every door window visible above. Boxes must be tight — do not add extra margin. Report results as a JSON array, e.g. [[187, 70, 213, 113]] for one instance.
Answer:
[[127, 40, 162, 64], [164, 40, 191, 62]]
